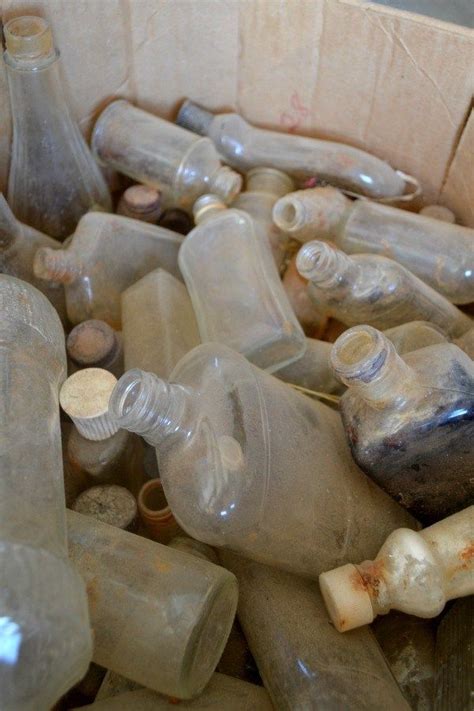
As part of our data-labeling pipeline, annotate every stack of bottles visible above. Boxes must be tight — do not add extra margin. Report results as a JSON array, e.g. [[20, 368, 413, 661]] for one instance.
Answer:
[[0, 14, 472, 711]]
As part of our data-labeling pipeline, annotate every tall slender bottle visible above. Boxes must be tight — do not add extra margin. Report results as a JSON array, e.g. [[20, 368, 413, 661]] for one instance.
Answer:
[[0, 275, 92, 709], [3, 16, 111, 239], [273, 186, 474, 303]]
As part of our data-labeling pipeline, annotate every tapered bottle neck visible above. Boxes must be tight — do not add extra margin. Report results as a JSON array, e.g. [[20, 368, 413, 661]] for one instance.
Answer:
[[193, 194, 228, 225], [296, 241, 360, 293]]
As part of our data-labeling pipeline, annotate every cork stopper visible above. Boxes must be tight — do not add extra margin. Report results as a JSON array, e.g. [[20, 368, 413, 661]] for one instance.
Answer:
[[245, 168, 295, 198], [60, 368, 120, 440], [319, 564, 375, 632], [193, 194, 227, 225], [4, 16, 55, 62], [117, 185, 162, 223], [72, 485, 138, 531], [176, 99, 214, 136], [419, 205, 456, 223], [67, 320, 121, 369], [138, 478, 181, 543]]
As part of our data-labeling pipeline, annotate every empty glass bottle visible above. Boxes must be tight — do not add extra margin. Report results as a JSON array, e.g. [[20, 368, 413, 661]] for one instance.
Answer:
[[176, 100, 406, 199], [180, 196, 306, 372], [296, 241, 472, 337], [137, 478, 181, 543], [319, 506, 473, 631], [109, 343, 414, 579], [117, 185, 162, 223], [331, 325, 473, 522], [122, 269, 200, 378], [434, 596, 473, 711], [273, 187, 474, 303], [0, 275, 92, 709], [67, 509, 238, 699], [232, 167, 294, 268], [92, 100, 242, 210], [67, 320, 124, 377], [0, 193, 67, 323], [220, 552, 410, 711], [33, 212, 183, 328], [3, 16, 111, 239]]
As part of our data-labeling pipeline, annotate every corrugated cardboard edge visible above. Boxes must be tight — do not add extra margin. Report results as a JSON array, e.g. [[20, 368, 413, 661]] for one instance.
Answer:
[[440, 107, 474, 226]]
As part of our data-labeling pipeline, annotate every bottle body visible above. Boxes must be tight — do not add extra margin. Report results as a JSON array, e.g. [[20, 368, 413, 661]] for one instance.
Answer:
[[33, 212, 183, 328], [383, 321, 448, 354], [0, 275, 91, 709], [434, 596, 473, 711], [179, 202, 306, 372], [122, 269, 200, 377]]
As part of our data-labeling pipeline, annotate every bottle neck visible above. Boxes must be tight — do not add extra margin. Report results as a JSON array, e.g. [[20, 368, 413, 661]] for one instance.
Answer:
[[33, 247, 80, 284], [245, 167, 294, 198], [193, 194, 228, 224], [296, 241, 360, 292], [3, 16, 58, 70], [0, 194, 19, 250]]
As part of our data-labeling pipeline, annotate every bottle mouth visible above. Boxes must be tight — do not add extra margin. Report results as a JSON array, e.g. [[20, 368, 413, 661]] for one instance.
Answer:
[[295, 241, 337, 282], [273, 197, 304, 232], [331, 325, 389, 385], [4, 16, 55, 62], [109, 369, 146, 424]]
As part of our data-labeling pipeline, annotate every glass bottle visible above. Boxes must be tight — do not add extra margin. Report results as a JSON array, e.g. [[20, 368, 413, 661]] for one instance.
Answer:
[[67, 320, 124, 377], [220, 552, 410, 711], [67, 509, 238, 699], [331, 325, 473, 522], [296, 241, 472, 338], [91, 100, 242, 210], [137, 478, 181, 543], [109, 343, 415, 579], [176, 100, 406, 199], [455, 326, 474, 359], [319, 506, 473, 631], [117, 185, 162, 223], [122, 269, 200, 378], [0, 275, 92, 709], [383, 320, 448, 354], [72, 484, 138, 531], [3, 16, 111, 239], [434, 596, 473, 711], [33, 211, 183, 328], [232, 167, 295, 268], [179, 196, 306, 372], [273, 186, 474, 303], [282, 254, 328, 337], [0, 193, 67, 323]]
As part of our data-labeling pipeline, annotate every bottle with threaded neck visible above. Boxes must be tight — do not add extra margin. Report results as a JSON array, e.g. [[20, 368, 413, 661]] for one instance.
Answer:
[[108, 343, 415, 579], [273, 186, 474, 303], [179, 195, 306, 372], [232, 167, 295, 268], [296, 241, 472, 338], [117, 185, 162, 223], [33, 212, 183, 328], [0, 275, 92, 709], [331, 325, 474, 522], [92, 100, 242, 210], [319, 506, 473, 632], [3, 16, 111, 239], [434, 596, 473, 711], [176, 100, 406, 199]]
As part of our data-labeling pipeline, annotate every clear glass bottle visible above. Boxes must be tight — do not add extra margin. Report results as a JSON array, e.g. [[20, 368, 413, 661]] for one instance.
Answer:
[[232, 167, 295, 268], [72, 484, 138, 531], [179, 196, 306, 372], [67, 509, 238, 699], [319, 506, 473, 631], [383, 321, 448, 354], [122, 269, 200, 378], [117, 185, 162, 223], [176, 100, 406, 199], [137, 478, 181, 543], [296, 241, 472, 338], [67, 320, 124, 377], [0, 275, 92, 709], [0, 193, 68, 323], [273, 187, 474, 303], [3, 16, 111, 239], [92, 100, 242, 210], [220, 552, 410, 711], [282, 254, 328, 337], [331, 325, 473, 522], [109, 343, 415, 579], [33, 211, 183, 328], [434, 596, 473, 711]]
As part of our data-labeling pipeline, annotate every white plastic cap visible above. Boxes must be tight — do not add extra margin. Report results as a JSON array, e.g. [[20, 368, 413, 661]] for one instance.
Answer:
[[319, 563, 375, 632], [60, 368, 120, 441]]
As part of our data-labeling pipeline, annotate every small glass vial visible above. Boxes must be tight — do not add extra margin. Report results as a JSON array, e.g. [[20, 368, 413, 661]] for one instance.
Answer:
[[179, 196, 306, 372], [331, 325, 473, 522], [67, 508, 238, 699], [122, 269, 200, 378], [434, 596, 473, 711], [296, 241, 472, 337], [72, 484, 138, 531], [3, 16, 111, 239], [137, 478, 181, 543], [117, 185, 162, 223], [67, 320, 124, 377], [92, 100, 242, 209], [319, 506, 473, 631], [33, 211, 183, 328]]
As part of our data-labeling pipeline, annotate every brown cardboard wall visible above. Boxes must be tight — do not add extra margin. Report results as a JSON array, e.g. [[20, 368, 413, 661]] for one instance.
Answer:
[[1, 0, 473, 218]]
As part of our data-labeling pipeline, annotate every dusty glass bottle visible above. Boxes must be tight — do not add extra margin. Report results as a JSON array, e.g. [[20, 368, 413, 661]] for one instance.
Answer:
[[296, 241, 472, 337], [273, 186, 474, 303], [0, 193, 67, 323], [177, 100, 406, 199], [331, 325, 473, 522], [92, 100, 242, 210], [67, 509, 238, 699], [122, 269, 200, 378], [220, 552, 410, 711], [33, 211, 183, 328], [434, 596, 473, 711], [109, 343, 414, 579], [455, 326, 474, 359], [232, 167, 294, 268], [179, 196, 306, 372], [319, 506, 473, 631], [383, 321, 448, 354], [117, 185, 162, 223], [0, 275, 92, 709], [3, 16, 111, 239]]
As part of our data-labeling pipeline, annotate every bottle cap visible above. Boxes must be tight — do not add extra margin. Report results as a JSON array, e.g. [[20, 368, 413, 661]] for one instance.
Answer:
[[67, 320, 120, 368], [60, 368, 120, 441], [4, 16, 55, 61], [319, 564, 375, 632]]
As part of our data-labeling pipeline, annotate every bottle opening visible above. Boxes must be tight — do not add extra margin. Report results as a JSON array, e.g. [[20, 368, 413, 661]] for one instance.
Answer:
[[296, 241, 330, 280], [331, 326, 388, 385], [273, 198, 301, 231], [139, 479, 169, 516], [110, 372, 144, 420], [4, 16, 54, 61]]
